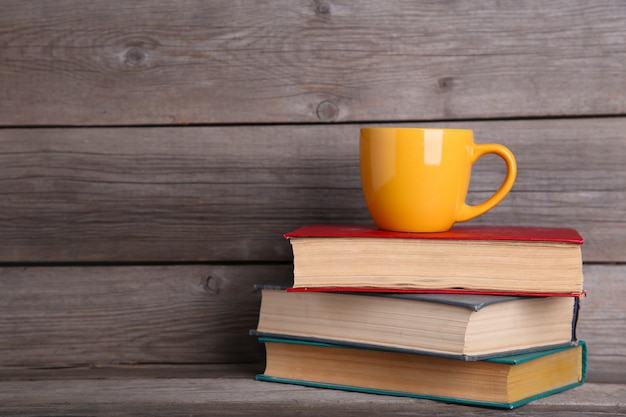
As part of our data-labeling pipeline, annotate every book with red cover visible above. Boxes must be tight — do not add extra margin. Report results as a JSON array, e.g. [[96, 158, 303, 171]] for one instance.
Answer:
[[284, 224, 584, 296], [287, 287, 585, 297], [284, 224, 584, 244]]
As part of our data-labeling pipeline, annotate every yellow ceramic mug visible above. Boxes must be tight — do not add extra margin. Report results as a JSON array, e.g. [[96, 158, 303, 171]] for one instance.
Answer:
[[360, 127, 517, 232]]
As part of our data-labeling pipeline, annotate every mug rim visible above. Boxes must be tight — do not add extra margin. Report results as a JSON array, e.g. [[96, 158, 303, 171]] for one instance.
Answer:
[[360, 127, 473, 133]]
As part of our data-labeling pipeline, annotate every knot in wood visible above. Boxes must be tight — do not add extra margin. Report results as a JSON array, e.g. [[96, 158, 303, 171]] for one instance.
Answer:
[[314, 0, 331, 16], [125, 47, 146, 67], [438, 77, 455, 91], [203, 275, 221, 294], [316, 100, 339, 122]]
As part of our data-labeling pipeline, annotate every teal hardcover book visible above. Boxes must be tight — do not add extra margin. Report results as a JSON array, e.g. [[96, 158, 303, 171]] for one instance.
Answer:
[[256, 337, 587, 409]]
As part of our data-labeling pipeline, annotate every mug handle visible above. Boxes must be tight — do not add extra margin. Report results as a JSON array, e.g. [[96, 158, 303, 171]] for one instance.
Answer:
[[456, 143, 517, 222]]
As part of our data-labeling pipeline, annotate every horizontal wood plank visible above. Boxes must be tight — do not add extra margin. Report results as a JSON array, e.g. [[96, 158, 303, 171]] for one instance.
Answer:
[[0, 264, 623, 384], [0, 363, 261, 381], [0, 118, 624, 263], [0, 264, 293, 367], [0, 378, 623, 416], [1, 0, 624, 125], [2, 4, 624, 414], [577, 264, 626, 384]]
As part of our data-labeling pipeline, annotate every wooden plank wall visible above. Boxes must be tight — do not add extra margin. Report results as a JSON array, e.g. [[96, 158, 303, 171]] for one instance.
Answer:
[[1, 0, 625, 383]]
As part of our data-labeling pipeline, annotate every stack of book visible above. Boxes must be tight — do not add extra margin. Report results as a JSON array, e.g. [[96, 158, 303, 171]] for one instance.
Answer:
[[252, 224, 587, 409]]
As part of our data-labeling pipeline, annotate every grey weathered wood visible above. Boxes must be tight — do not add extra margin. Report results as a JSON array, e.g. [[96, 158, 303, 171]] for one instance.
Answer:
[[1, 0, 624, 125], [0, 363, 261, 381], [0, 264, 623, 384], [0, 378, 623, 416], [1, 1, 623, 414], [1, 118, 624, 263], [577, 264, 626, 384], [0, 264, 293, 367]]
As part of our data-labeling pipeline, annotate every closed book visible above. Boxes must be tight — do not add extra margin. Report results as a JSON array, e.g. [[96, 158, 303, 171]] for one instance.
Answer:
[[285, 224, 584, 295], [253, 288, 579, 360], [256, 337, 587, 409]]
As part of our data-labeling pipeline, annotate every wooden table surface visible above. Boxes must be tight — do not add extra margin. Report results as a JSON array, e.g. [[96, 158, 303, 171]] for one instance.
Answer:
[[1, 368, 624, 416]]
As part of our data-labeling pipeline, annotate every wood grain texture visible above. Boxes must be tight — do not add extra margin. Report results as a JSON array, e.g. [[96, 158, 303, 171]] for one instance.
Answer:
[[1, 2, 624, 412], [0, 264, 623, 384], [0, 264, 293, 367], [0, 363, 261, 381], [1, 118, 624, 263], [1, 0, 624, 125], [577, 264, 626, 384], [0, 378, 623, 416]]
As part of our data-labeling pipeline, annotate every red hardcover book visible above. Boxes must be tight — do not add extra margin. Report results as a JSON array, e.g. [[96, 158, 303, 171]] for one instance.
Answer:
[[284, 224, 584, 243], [284, 224, 584, 296]]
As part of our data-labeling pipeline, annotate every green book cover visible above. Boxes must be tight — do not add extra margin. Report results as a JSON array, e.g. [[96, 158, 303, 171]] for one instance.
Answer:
[[256, 337, 587, 409]]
